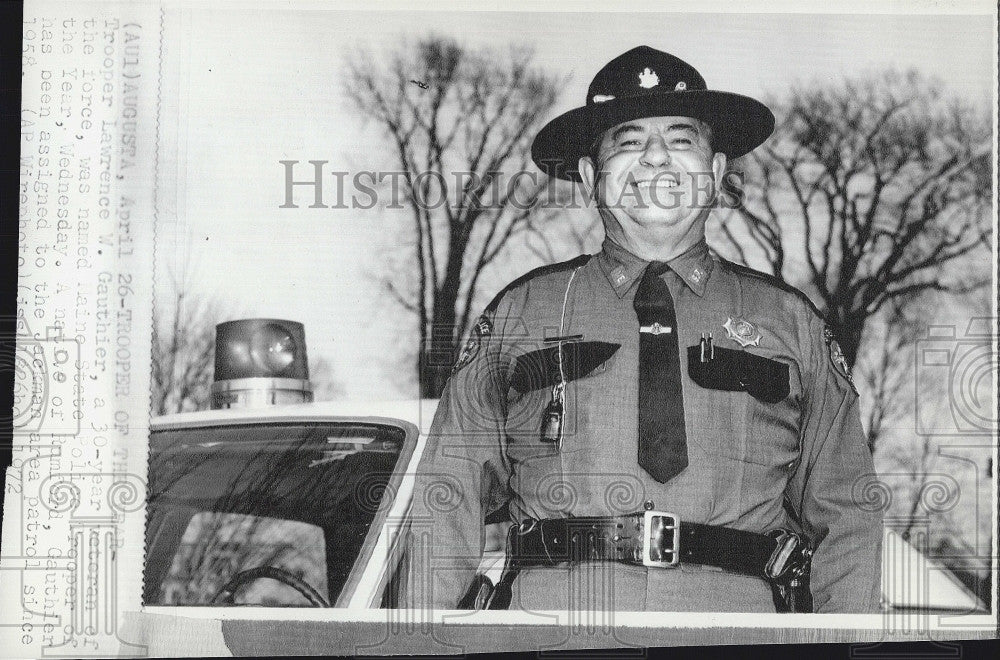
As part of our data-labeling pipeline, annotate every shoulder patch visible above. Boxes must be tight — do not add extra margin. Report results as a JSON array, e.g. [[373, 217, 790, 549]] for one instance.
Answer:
[[824, 324, 858, 396], [484, 254, 593, 315], [452, 314, 492, 375], [719, 259, 826, 322]]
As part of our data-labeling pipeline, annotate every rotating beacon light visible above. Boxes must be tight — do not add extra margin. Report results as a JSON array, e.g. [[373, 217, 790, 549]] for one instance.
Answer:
[[211, 319, 313, 409]]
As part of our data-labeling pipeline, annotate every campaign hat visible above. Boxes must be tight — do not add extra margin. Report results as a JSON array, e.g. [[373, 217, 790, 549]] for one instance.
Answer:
[[531, 46, 775, 180]]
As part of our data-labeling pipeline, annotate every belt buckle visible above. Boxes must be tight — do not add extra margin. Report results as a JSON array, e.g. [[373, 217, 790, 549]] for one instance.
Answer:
[[642, 510, 680, 568]]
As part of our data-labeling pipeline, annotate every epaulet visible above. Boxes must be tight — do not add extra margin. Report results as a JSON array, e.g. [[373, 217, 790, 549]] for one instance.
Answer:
[[719, 258, 827, 322], [484, 254, 592, 315]]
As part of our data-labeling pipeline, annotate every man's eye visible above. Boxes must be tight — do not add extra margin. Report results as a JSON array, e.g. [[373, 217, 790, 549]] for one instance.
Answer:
[[672, 138, 693, 146], [619, 139, 641, 147]]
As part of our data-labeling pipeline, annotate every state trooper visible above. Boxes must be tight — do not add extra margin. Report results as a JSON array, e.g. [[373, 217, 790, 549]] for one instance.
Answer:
[[402, 46, 883, 613]]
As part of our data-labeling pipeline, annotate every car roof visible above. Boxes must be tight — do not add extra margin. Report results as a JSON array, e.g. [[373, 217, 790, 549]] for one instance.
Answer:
[[151, 399, 440, 436], [882, 529, 987, 612]]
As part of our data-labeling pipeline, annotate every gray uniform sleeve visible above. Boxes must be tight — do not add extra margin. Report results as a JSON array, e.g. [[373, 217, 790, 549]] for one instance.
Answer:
[[400, 304, 512, 610], [784, 310, 884, 613]]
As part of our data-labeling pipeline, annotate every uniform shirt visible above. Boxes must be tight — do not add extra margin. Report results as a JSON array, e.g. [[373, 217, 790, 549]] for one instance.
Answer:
[[402, 237, 883, 613]]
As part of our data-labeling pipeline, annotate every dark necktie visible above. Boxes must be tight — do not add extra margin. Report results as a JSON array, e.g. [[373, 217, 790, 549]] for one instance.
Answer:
[[633, 262, 688, 483]]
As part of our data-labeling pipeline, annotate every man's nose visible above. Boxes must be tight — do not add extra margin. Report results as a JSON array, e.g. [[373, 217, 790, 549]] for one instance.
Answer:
[[639, 136, 671, 168]]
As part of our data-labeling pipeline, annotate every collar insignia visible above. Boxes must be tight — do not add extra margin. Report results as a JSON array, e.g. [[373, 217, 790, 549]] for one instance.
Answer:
[[723, 316, 762, 348], [612, 266, 628, 286]]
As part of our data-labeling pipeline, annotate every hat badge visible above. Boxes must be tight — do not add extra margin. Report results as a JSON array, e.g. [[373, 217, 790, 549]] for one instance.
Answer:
[[723, 316, 762, 348], [638, 67, 659, 89]]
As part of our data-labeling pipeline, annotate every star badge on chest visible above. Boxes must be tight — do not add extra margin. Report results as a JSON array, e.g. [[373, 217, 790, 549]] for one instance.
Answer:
[[723, 316, 762, 348]]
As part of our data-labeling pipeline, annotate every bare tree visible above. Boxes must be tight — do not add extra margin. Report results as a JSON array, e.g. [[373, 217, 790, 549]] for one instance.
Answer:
[[854, 286, 993, 603], [344, 36, 573, 397], [717, 69, 991, 366], [151, 283, 230, 416], [152, 288, 345, 413], [854, 293, 927, 453], [311, 356, 346, 402]]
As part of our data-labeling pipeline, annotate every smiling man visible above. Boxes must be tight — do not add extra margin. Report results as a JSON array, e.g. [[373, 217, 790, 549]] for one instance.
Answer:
[[582, 115, 723, 262], [403, 46, 883, 613]]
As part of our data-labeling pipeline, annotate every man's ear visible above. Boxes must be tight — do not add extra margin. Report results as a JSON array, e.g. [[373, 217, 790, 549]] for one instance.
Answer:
[[578, 156, 596, 193]]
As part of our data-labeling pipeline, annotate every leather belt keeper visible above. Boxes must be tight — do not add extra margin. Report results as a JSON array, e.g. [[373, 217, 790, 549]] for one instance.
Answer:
[[510, 512, 809, 579]]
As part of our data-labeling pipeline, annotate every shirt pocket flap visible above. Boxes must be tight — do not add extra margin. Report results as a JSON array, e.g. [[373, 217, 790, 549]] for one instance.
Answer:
[[510, 341, 621, 394], [687, 345, 790, 404]]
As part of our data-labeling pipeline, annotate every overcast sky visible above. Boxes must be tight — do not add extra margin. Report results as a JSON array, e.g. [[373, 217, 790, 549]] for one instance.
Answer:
[[156, 5, 995, 400]]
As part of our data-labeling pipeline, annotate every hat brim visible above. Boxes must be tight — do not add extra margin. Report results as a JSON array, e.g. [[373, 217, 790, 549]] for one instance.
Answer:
[[531, 90, 775, 181]]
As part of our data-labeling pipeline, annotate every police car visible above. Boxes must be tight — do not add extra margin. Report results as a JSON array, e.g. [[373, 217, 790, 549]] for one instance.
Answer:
[[143, 319, 445, 609], [141, 319, 987, 615]]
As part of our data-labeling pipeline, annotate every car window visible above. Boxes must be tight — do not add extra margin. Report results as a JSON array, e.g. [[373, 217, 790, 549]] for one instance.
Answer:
[[158, 512, 327, 606], [144, 422, 409, 607]]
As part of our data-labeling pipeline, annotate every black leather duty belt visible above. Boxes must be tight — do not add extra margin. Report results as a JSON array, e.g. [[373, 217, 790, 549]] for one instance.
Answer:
[[510, 510, 812, 581]]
